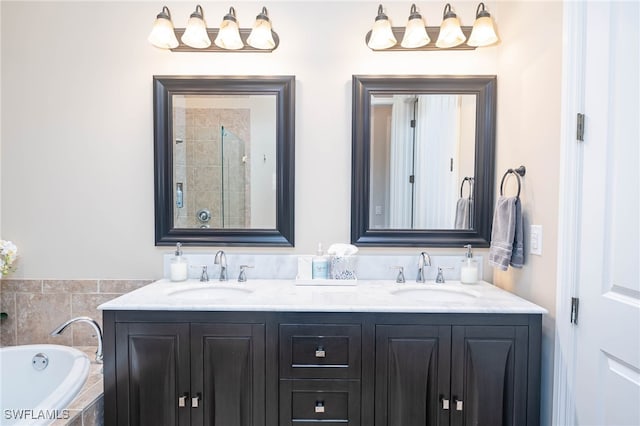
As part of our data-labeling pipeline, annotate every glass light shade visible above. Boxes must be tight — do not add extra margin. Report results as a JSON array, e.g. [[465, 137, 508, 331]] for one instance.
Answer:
[[148, 8, 179, 49], [368, 18, 397, 50], [181, 7, 211, 49], [214, 10, 244, 50], [468, 15, 498, 47], [401, 16, 430, 48], [436, 16, 466, 48], [247, 10, 275, 50]]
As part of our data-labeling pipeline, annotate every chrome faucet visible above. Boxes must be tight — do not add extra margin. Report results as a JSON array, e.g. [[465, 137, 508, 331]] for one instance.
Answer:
[[214, 250, 228, 281], [50, 316, 103, 363], [416, 252, 431, 283]]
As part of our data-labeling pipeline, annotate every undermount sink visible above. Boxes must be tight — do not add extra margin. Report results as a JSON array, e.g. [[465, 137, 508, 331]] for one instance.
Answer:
[[389, 285, 480, 303], [166, 285, 253, 301]]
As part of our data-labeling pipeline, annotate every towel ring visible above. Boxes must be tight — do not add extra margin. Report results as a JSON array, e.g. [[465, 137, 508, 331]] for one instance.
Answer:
[[500, 166, 526, 198], [460, 177, 474, 199]]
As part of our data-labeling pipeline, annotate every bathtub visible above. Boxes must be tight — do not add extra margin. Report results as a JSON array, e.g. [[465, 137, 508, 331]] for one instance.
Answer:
[[0, 344, 90, 425]]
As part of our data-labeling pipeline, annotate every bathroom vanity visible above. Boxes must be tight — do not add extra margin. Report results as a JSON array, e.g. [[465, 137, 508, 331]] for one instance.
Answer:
[[100, 280, 545, 426]]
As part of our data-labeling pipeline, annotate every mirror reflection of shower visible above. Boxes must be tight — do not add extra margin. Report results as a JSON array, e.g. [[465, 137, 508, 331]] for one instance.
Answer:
[[220, 125, 248, 228], [171, 94, 277, 230]]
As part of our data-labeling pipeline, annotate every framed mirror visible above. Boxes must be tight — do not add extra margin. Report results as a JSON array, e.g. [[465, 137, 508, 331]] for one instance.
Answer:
[[351, 75, 496, 247], [154, 75, 295, 246]]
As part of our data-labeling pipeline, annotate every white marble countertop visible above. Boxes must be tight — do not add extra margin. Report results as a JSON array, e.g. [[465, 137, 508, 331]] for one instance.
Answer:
[[98, 279, 547, 314]]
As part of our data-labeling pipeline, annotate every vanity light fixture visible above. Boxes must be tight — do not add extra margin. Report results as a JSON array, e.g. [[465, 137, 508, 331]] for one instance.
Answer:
[[467, 2, 499, 47], [182, 5, 211, 48], [366, 5, 397, 50], [435, 3, 466, 48], [247, 7, 276, 50], [401, 4, 430, 48], [147, 5, 280, 52], [366, 2, 497, 51], [214, 7, 244, 50], [148, 6, 179, 49]]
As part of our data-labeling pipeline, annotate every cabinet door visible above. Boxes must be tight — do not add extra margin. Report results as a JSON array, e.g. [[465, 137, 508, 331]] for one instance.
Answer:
[[115, 322, 191, 426], [190, 323, 266, 426], [375, 325, 451, 426], [450, 326, 528, 426]]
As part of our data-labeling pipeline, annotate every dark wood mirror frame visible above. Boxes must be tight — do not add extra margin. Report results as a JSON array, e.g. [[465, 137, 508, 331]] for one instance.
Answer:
[[154, 75, 295, 246], [351, 75, 497, 247]]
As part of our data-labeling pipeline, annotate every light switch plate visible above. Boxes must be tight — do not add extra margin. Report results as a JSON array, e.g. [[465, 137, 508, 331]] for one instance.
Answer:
[[530, 225, 543, 255]]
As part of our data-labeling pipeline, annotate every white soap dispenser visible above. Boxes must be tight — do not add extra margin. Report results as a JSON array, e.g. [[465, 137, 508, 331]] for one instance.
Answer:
[[312, 243, 329, 279], [460, 244, 478, 284], [170, 242, 188, 282]]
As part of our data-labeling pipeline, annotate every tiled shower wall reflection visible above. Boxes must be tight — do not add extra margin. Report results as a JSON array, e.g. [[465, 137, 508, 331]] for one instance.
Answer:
[[173, 106, 251, 229], [0, 279, 151, 347]]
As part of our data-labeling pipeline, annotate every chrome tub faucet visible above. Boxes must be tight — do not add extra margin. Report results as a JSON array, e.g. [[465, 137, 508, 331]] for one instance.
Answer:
[[50, 316, 103, 363]]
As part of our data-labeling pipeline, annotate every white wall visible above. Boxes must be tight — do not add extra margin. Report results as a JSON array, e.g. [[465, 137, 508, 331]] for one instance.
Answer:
[[1, 1, 499, 279], [494, 2, 563, 425]]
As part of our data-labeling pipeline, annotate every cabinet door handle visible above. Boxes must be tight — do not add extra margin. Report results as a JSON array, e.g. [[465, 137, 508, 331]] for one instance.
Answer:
[[315, 346, 326, 358], [191, 393, 201, 408], [315, 401, 325, 413], [178, 393, 189, 408], [454, 399, 463, 411], [441, 398, 450, 410]]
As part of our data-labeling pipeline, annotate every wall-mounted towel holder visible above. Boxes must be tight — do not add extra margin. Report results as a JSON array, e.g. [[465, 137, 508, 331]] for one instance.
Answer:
[[500, 165, 526, 198], [460, 176, 474, 199]]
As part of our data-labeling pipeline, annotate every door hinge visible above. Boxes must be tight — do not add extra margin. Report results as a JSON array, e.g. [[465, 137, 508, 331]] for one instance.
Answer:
[[410, 119, 416, 128], [577, 113, 585, 141], [409, 175, 415, 184], [570, 297, 579, 324]]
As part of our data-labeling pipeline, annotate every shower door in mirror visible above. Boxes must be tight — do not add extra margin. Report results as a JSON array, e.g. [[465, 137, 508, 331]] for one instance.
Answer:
[[172, 94, 277, 230]]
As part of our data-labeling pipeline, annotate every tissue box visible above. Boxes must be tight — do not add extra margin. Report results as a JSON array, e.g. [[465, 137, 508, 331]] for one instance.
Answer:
[[330, 256, 357, 280]]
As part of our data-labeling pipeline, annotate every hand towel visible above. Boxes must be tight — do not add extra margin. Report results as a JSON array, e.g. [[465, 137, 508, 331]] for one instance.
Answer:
[[488, 196, 518, 271], [510, 198, 524, 268], [454, 198, 473, 229]]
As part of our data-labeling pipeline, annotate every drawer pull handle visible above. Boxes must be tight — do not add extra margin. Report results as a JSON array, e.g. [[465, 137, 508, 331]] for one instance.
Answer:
[[315, 401, 325, 413], [441, 398, 450, 410], [454, 399, 463, 411], [191, 393, 201, 408], [315, 346, 326, 358], [178, 393, 189, 408]]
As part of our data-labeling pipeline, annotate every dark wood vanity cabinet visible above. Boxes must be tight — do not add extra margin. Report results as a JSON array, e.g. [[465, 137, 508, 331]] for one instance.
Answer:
[[108, 315, 265, 426], [375, 324, 531, 426], [103, 311, 540, 426]]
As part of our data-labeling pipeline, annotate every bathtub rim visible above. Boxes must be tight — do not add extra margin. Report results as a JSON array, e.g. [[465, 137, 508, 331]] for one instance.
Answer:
[[0, 344, 91, 424]]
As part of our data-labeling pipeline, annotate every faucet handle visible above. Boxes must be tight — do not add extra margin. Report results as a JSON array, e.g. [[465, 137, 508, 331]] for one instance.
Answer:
[[435, 266, 454, 284], [238, 265, 254, 282], [200, 265, 209, 282], [390, 266, 405, 283]]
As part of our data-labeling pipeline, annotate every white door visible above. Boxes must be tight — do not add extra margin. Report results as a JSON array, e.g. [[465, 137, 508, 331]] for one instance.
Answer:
[[574, 2, 640, 425]]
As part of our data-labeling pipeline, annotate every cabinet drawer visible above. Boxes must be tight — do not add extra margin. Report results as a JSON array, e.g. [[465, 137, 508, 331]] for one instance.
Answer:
[[279, 379, 360, 426], [280, 324, 361, 379]]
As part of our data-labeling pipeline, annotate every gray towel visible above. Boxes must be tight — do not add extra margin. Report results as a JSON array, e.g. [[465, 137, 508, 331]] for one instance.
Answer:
[[489, 196, 518, 271], [510, 198, 524, 268], [454, 198, 472, 229]]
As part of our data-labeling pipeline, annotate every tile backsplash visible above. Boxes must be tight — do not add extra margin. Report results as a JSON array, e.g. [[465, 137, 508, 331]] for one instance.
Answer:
[[0, 279, 151, 347]]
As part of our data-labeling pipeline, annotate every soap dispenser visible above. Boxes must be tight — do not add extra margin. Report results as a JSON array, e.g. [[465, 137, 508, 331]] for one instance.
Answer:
[[170, 242, 188, 282], [460, 244, 478, 284], [312, 243, 329, 279]]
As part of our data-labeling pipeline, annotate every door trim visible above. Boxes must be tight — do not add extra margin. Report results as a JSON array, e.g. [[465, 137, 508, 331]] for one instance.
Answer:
[[552, 1, 586, 425]]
